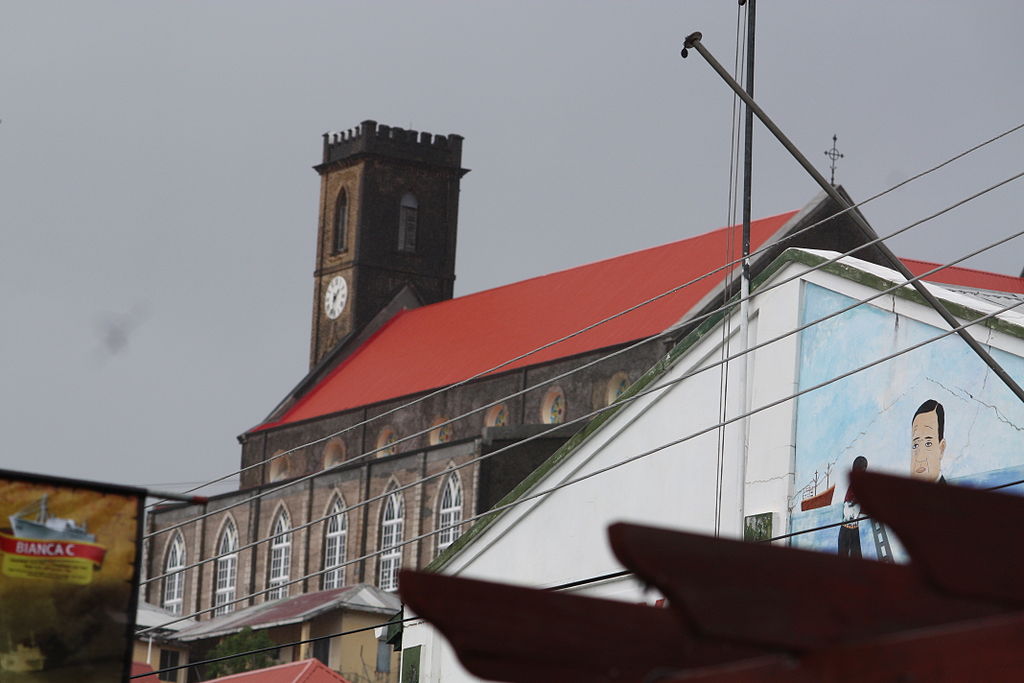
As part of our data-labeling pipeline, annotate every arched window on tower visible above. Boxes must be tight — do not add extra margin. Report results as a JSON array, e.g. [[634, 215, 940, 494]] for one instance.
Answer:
[[436, 472, 463, 557], [378, 488, 404, 591], [267, 508, 292, 601], [213, 519, 238, 616], [333, 189, 348, 254], [398, 193, 418, 253], [163, 533, 186, 615], [322, 496, 348, 590]]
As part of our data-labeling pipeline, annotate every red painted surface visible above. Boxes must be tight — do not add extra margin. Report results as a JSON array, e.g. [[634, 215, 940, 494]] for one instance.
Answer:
[[252, 221, 1022, 433], [607, 521, 1003, 651], [206, 658, 352, 682], [131, 662, 157, 679], [902, 257, 1024, 293], [399, 570, 766, 683], [253, 212, 798, 431], [852, 469, 1024, 604]]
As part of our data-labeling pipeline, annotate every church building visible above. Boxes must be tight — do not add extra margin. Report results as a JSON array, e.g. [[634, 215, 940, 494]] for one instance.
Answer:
[[142, 120, 883, 663]]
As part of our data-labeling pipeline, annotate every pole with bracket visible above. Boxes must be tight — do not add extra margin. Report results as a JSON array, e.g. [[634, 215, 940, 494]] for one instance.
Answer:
[[681, 31, 1024, 405]]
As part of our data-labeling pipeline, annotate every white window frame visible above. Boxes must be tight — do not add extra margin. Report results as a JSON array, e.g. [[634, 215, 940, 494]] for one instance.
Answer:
[[378, 490, 404, 592], [322, 497, 348, 590], [213, 520, 238, 616], [267, 509, 291, 601], [163, 534, 186, 615], [436, 473, 463, 556]]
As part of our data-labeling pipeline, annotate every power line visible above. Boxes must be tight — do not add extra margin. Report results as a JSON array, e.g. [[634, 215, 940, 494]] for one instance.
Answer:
[[143, 164, 1024, 562], [140, 183, 1024, 590], [135, 463, 1024, 677], [139, 231, 1024, 634], [131, 617, 408, 680], [144, 119, 1024, 512]]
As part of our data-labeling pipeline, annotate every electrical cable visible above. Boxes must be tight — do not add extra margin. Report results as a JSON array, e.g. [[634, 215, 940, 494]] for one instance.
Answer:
[[138, 227, 1024, 634], [140, 183, 1024, 592], [136, 291, 1024, 656], [144, 120, 1024, 511], [144, 164, 1024, 556], [139, 471, 1024, 680], [716, 3, 746, 537], [130, 617, 408, 679]]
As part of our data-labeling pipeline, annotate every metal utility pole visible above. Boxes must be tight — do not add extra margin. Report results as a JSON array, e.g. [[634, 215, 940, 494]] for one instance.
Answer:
[[736, 0, 755, 542], [681, 31, 1024, 406]]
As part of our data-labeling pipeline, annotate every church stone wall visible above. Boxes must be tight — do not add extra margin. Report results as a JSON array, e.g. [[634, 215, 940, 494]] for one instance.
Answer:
[[150, 339, 665, 621]]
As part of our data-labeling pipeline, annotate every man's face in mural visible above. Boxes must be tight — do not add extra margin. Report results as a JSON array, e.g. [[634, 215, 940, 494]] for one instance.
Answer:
[[911, 409, 945, 481]]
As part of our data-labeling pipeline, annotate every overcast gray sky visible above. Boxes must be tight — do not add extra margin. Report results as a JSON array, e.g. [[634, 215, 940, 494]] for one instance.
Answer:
[[2, 1, 1023, 496]]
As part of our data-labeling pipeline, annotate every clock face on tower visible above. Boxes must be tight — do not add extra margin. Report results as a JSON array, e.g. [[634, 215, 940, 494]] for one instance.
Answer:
[[324, 275, 348, 320]]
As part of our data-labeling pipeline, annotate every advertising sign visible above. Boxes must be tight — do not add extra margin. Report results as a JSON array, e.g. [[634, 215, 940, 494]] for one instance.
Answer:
[[0, 470, 144, 681]]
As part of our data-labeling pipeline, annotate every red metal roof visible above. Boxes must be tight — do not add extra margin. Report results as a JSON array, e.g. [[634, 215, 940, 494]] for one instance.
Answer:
[[901, 257, 1024, 293], [131, 662, 157, 679], [206, 658, 351, 683], [255, 212, 799, 431], [254, 219, 1024, 433]]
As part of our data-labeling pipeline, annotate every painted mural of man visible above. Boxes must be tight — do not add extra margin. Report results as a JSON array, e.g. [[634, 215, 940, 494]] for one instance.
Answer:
[[911, 399, 946, 483], [838, 455, 868, 558]]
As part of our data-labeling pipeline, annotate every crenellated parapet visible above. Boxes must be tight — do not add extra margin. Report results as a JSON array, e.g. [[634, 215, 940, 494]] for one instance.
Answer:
[[318, 119, 463, 172]]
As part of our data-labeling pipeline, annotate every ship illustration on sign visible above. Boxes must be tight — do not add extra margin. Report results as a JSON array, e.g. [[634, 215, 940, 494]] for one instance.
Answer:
[[9, 495, 96, 543]]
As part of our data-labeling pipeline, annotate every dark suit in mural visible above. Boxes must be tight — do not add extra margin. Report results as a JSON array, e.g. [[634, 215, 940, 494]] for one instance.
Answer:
[[838, 456, 868, 558]]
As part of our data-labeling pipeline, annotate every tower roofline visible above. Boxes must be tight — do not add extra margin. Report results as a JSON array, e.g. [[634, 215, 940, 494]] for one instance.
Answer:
[[316, 119, 465, 173]]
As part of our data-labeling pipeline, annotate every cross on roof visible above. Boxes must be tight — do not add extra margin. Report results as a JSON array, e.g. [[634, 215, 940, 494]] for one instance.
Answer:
[[824, 134, 844, 185]]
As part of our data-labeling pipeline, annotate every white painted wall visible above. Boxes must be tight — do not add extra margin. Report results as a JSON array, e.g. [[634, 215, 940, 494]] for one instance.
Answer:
[[401, 252, 1024, 682]]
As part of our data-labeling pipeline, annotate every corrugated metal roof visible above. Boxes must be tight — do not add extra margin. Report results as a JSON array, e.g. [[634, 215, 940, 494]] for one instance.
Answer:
[[176, 584, 400, 642]]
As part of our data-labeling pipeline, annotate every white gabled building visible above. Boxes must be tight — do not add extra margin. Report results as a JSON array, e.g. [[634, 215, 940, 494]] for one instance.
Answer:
[[401, 247, 1024, 682]]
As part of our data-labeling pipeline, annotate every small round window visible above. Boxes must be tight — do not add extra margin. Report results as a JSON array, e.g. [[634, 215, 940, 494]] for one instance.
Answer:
[[485, 404, 510, 428], [323, 439, 346, 469], [429, 418, 454, 445], [376, 427, 399, 457], [605, 372, 630, 406], [268, 450, 291, 482], [541, 387, 566, 425]]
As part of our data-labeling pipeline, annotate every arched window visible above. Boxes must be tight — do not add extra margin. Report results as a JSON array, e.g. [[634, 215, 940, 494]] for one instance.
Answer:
[[163, 533, 186, 615], [376, 427, 398, 457], [429, 417, 453, 445], [322, 496, 348, 590], [485, 403, 510, 428], [268, 450, 290, 483], [541, 386, 566, 425], [213, 520, 238, 616], [398, 193, 418, 253], [333, 189, 348, 254], [605, 371, 630, 406], [323, 438, 347, 469], [378, 489, 404, 591], [267, 508, 291, 601], [436, 473, 463, 557]]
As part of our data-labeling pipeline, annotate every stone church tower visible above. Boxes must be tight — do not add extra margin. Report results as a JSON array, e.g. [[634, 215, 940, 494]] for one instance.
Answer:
[[309, 120, 468, 368]]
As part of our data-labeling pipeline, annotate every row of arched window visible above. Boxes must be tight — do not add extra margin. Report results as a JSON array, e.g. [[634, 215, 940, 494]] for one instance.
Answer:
[[332, 190, 419, 255], [161, 473, 464, 615]]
